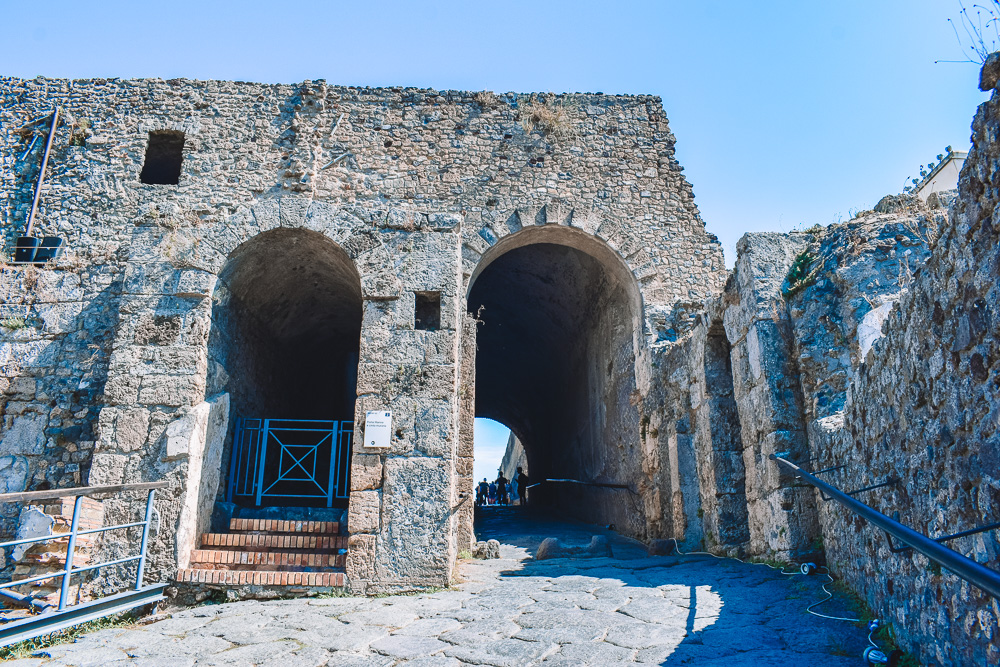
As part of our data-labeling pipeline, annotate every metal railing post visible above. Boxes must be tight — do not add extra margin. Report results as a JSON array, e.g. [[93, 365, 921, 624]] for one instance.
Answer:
[[58, 495, 83, 611], [134, 489, 156, 590], [326, 421, 338, 508], [255, 420, 269, 506]]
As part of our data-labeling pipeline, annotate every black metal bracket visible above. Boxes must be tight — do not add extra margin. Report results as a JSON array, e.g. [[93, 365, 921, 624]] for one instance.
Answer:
[[810, 464, 846, 476], [885, 520, 1000, 554], [816, 476, 898, 502]]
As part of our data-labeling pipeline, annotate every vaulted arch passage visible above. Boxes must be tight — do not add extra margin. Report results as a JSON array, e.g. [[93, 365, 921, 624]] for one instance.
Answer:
[[468, 230, 645, 531], [207, 228, 362, 508]]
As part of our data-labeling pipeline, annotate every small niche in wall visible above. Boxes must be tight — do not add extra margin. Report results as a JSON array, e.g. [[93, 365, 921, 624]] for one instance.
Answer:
[[139, 130, 185, 185], [415, 292, 441, 331]]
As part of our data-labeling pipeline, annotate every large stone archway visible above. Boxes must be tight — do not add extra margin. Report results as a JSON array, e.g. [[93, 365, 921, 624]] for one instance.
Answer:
[[465, 225, 650, 536]]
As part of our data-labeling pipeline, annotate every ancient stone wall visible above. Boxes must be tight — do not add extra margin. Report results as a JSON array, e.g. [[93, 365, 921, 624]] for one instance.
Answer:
[[809, 91, 999, 664], [665, 84, 993, 662], [0, 75, 725, 590]]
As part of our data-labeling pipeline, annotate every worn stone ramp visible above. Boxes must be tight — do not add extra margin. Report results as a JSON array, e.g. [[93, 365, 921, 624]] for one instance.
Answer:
[[15, 509, 870, 665]]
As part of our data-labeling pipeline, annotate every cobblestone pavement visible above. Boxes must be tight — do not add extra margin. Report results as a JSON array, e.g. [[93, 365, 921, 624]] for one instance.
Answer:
[[10, 509, 872, 666]]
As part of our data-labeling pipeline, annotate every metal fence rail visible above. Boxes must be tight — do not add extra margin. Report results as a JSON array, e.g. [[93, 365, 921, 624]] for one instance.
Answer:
[[227, 418, 354, 508], [0, 481, 169, 647], [771, 454, 1000, 599]]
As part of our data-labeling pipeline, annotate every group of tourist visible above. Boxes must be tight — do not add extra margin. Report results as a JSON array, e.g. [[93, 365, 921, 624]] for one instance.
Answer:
[[476, 467, 529, 507]]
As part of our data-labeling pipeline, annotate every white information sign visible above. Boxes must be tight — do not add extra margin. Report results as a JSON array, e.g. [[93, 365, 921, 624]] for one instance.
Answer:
[[363, 410, 393, 449]]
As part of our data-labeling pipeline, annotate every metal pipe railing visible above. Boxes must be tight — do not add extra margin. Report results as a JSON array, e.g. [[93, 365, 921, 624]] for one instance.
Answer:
[[771, 454, 1000, 599], [525, 478, 634, 491], [0, 481, 168, 612], [24, 108, 59, 238]]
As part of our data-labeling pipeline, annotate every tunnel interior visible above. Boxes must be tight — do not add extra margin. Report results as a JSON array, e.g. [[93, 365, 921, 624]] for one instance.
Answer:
[[207, 228, 362, 507], [468, 237, 643, 528]]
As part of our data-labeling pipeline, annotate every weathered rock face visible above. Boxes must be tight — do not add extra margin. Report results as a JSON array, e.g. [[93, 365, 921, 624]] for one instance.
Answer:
[[816, 97, 998, 663], [652, 82, 994, 661], [499, 432, 526, 485], [0, 76, 724, 592]]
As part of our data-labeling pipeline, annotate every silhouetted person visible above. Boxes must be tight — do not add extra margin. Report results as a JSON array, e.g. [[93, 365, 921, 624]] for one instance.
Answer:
[[495, 473, 509, 506], [488, 481, 497, 505], [515, 467, 529, 506], [476, 478, 489, 506]]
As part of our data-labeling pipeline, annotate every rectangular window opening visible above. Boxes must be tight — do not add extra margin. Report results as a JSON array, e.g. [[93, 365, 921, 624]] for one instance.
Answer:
[[140, 130, 185, 185], [415, 292, 441, 331]]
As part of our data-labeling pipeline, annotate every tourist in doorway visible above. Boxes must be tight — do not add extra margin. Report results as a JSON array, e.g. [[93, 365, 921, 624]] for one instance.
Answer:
[[476, 478, 489, 507], [516, 467, 529, 506], [488, 480, 497, 505], [496, 472, 510, 506]]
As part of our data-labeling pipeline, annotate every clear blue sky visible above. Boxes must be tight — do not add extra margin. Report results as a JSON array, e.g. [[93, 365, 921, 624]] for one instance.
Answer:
[[1, 1, 986, 467], [473, 419, 511, 484]]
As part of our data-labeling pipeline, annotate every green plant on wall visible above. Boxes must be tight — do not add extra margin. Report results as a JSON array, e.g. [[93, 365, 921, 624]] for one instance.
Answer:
[[782, 250, 822, 299]]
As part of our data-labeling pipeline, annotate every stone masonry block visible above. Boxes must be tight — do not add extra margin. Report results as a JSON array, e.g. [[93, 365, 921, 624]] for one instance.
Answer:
[[351, 454, 384, 491], [348, 490, 381, 533], [138, 375, 205, 408]]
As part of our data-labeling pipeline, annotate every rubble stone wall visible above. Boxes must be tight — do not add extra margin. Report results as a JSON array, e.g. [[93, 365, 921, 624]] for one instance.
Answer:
[[814, 92, 998, 664], [0, 75, 725, 589], [660, 85, 993, 663]]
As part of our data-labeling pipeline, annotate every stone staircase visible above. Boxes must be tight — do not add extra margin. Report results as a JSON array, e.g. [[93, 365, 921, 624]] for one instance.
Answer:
[[176, 518, 347, 588]]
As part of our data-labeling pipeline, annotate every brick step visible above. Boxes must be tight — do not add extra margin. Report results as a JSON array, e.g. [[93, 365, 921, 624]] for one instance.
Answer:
[[200, 533, 348, 551], [228, 519, 341, 535], [190, 549, 345, 571], [177, 568, 344, 587]]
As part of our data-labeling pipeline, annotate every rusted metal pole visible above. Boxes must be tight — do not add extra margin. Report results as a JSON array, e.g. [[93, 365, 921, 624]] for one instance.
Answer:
[[24, 107, 60, 238]]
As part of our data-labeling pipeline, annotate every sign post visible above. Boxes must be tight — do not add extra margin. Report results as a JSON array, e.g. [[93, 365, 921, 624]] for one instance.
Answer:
[[363, 411, 392, 449]]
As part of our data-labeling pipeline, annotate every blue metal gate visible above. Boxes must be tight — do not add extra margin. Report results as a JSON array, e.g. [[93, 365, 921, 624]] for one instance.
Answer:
[[226, 419, 353, 508]]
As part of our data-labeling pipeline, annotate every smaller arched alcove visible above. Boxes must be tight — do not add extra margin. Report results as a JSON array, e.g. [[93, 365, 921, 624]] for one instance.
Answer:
[[207, 228, 363, 509]]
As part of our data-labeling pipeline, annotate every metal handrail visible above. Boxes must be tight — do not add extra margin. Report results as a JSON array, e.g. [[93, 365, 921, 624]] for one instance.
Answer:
[[771, 454, 1000, 599], [525, 478, 637, 493], [0, 482, 165, 612], [0, 481, 168, 504]]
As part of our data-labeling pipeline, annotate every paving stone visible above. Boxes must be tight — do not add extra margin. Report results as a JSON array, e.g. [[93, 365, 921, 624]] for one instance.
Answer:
[[303, 626, 390, 652], [259, 646, 331, 667], [542, 641, 637, 664], [401, 656, 465, 667], [338, 607, 419, 628], [603, 622, 688, 649], [391, 617, 463, 636], [199, 640, 300, 665], [144, 615, 215, 635], [105, 659, 196, 667], [35, 646, 128, 666], [442, 637, 559, 666], [322, 652, 395, 666], [370, 634, 450, 659], [438, 618, 521, 645], [270, 610, 348, 633]]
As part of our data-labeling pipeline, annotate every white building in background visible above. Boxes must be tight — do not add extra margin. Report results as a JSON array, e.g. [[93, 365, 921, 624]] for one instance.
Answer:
[[913, 150, 967, 202]]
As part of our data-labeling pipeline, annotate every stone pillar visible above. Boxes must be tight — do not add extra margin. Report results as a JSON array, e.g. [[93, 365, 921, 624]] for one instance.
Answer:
[[455, 313, 477, 554], [346, 218, 464, 593], [722, 233, 818, 558], [88, 225, 220, 581]]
